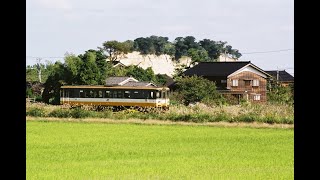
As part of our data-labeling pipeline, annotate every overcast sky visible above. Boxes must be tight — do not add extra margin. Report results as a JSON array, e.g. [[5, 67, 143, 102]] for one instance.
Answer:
[[26, 0, 294, 76]]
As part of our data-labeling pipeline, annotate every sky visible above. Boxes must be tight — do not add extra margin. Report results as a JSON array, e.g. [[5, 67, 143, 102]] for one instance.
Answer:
[[26, 0, 294, 76]]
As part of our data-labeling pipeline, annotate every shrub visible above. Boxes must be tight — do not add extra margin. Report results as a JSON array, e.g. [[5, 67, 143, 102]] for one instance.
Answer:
[[70, 108, 92, 119], [48, 109, 71, 118], [27, 107, 46, 117]]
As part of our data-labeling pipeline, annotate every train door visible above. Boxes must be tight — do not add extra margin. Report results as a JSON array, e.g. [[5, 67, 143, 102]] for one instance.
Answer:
[[65, 89, 70, 103]]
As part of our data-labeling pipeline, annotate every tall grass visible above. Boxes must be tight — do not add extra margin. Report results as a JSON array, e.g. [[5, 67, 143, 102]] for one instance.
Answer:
[[26, 102, 294, 124]]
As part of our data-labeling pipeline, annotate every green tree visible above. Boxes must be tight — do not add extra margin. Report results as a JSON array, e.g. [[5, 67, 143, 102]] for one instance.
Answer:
[[174, 75, 221, 105], [100, 40, 132, 61], [125, 65, 155, 82], [187, 48, 210, 64], [64, 53, 83, 84], [42, 61, 68, 104], [79, 52, 101, 85], [267, 85, 293, 105]]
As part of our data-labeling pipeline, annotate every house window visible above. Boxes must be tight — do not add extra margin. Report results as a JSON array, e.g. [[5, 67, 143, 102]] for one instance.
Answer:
[[232, 79, 238, 86], [244, 80, 251, 86], [253, 94, 261, 101], [252, 79, 259, 86], [221, 80, 227, 83]]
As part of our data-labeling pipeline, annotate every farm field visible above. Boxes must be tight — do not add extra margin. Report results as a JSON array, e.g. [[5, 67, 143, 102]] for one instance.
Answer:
[[27, 121, 294, 179]]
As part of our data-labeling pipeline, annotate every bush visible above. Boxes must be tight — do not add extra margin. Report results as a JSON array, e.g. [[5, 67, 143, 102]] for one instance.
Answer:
[[27, 107, 46, 117], [174, 75, 222, 106], [70, 108, 92, 119], [48, 109, 71, 118]]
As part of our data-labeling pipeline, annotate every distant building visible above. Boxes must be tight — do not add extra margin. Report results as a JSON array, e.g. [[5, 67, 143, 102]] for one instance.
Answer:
[[264, 70, 294, 87], [105, 76, 156, 87]]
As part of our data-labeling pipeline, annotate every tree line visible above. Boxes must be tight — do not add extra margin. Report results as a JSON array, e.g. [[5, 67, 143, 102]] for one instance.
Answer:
[[98, 35, 242, 63]]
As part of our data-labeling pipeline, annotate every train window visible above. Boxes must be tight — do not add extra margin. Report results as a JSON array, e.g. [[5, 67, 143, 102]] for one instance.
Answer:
[[105, 91, 111, 98], [69, 90, 74, 98], [162, 91, 166, 98], [124, 91, 130, 98], [132, 91, 139, 99], [98, 91, 103, 98], [89, 90, 94, 98], [156, 91, 160, 98], [80, 90, 85, 98], [150, 91, 154, 99], [117, 91, 123, 98], [113, 91, 117, 98]]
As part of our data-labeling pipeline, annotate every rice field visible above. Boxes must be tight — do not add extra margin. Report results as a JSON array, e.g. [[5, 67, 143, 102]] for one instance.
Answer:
[[27, 120, 294, 179]]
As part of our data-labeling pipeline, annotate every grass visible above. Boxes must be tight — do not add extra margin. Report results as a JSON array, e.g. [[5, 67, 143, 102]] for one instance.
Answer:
[[26, 102, 294, 124], [27, 121, 294, 179]]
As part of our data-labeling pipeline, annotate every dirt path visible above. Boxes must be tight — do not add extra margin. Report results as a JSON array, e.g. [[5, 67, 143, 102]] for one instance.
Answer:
[[26, 116, 294, 129]]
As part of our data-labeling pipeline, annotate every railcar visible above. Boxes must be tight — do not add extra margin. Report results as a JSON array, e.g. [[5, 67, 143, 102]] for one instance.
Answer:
[[60, 85, 170, 109]]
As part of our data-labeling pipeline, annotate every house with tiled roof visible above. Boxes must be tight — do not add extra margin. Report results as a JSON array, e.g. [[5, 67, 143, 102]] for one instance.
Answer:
[[264, 70, 294, 87], [183, 61, 272, 102], [105, 76, 156, 87]]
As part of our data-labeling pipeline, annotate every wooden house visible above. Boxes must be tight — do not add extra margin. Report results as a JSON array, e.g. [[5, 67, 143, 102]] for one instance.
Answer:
[[183, 61, 272, 102]]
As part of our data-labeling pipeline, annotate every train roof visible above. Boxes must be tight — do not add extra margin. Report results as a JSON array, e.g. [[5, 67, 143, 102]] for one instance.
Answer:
[[60, 85, 169, 90]]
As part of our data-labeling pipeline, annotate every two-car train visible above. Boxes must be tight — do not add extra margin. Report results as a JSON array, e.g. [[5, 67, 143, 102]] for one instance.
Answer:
[[60, 85, 170, 109]]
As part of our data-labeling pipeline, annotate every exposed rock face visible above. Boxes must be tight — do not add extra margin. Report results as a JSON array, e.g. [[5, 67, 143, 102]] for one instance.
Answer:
[[115, 51, 237, 77], [116, 51, 192, 77]]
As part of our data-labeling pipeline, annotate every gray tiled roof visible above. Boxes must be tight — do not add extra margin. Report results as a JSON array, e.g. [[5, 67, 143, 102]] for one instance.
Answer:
[[105, 77, 132, 86], [264, 70, 294, 82], [122, 81, 156, 87], [183, 62, 251, 77]]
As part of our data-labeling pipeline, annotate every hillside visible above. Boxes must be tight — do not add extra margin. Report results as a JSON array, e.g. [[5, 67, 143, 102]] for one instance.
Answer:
[[116, 51, 192, 77], [116, 51, 237, 77]]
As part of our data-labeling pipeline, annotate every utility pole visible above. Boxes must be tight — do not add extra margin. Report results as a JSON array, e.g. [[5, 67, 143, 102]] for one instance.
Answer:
[[35, 58, 42, 83], [276, 66, 279, 81]]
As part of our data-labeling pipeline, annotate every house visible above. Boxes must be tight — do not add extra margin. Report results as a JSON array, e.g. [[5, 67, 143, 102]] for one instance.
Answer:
[[183, 61, 272, 102], [264, 70, 294, 87], [105, 76, 156, 87], [107, 60, 126, 68]]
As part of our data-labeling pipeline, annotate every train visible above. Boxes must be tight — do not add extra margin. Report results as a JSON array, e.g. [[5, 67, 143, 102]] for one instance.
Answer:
[[60, 85, 170, 109]]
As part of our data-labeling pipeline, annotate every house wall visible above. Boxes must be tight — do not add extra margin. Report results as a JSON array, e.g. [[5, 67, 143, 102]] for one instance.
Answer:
[[203, 76, 227, 90], [227, 71, 267, 102]]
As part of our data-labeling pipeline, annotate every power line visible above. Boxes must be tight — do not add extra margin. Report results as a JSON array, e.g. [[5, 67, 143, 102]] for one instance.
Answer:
[[26, 48, 294, 59], [242, 49, 294, 54], [26, 56, 64, 59]]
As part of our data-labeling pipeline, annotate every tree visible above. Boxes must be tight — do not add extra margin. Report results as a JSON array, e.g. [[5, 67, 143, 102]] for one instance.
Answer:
[[64, 53, 83, 84], [84, 49, 108, 84], [79, 52, 101, 85], [100, 40, 132, 61], [187, 48, 210, 64], [125, 65, 155, 82], [133, 37, 155, 54], [267, 84, 293, 105], [174, 75, 221, 105], [199, 39, 242, 60], [42, 61, 67, 104]]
